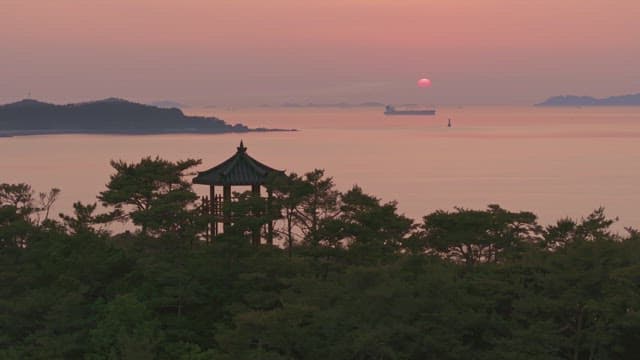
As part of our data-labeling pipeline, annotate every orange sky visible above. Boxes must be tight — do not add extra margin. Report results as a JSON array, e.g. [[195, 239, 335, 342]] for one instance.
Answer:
[[1, 0, 639, 105]]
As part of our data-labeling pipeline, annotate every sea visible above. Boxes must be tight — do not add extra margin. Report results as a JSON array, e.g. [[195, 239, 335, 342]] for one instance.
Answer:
[[1, 106, 639, 232]]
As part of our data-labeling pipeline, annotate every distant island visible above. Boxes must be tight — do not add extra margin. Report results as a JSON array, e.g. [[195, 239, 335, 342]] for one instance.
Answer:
[[0, 98, 292, 137], [535, 93, 640, 106]]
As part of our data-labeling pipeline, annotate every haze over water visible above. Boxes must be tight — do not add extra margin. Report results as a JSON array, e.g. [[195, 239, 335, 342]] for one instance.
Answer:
[[1, 106, 639, 231], [3, 1, 639, 106]]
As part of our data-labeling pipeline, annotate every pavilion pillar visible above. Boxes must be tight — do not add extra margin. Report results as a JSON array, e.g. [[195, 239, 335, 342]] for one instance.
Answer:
[[223, 184, 231, 231], [209, 185, 217, 238], [251, 184, 261, 245], [267, 189, 274, 245]]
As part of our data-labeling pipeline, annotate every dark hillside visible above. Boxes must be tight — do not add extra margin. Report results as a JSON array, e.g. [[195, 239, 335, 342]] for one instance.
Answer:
[[536, 93, 640, 106], [0, 98, 252, 135]]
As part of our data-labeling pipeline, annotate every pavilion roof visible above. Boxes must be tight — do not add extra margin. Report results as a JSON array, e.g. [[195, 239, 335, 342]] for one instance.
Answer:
[[193, 141, 284, 186]]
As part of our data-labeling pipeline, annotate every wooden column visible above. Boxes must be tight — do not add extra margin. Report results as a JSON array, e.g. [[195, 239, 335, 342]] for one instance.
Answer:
[[251, 184, 261, 245], [203, 195, 210, 243], [267, 189, 274, 245], [209, 185, 217, 237], [223, 184, 231, 232]]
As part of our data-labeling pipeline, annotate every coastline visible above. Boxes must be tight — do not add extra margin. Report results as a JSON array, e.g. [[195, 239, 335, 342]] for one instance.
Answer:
[[0, 128, 297, 138]]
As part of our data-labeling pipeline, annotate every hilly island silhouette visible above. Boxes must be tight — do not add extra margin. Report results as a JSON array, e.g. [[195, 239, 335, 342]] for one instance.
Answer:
[[536, 93, 640, 107], [0, 98, 291, 136]]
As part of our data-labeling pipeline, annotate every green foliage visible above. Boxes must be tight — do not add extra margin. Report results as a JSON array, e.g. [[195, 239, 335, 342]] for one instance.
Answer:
[[421, 204, 541, 264], [98, 157, 203, 236], [59, 201, 118, 235], [0, 183, 35, 211], [338, 185, 414, 260], [267, 172, 313, 255], [0, 182, 60, 248], [545, 207, 619, 250], [4, 162, 640, 359], [87, 295, 163, 360], [294, 169, 340, 245], [0, 225, 130, 358], [225, 190, 272, 242]]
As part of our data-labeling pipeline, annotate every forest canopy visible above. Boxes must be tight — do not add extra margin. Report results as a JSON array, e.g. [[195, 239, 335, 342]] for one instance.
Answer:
[[2, 157, 640, 359]]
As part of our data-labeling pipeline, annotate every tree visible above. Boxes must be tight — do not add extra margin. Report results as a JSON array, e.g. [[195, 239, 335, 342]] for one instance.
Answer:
[[34, 187, 61, 225], [544, 207, 618, 250], [87, 295, 162, 360], [294, 169, 340, 246], [267, 172, 312, 256], [0, 183, 36, 212], [338, 185, 414, 258], [0, 183, 60, 223], [0, 183, 60, 248], [421, 204, 540, 264], [59, 202, 118, 235], [222, 190, 272, 244], [98, 157, 202, 236]]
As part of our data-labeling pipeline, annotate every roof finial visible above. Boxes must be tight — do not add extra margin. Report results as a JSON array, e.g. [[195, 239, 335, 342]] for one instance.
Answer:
[[238, 140, 247, 152]]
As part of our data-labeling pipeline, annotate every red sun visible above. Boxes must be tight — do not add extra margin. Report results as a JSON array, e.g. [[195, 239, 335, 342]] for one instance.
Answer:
[[417, 78, 432, 88]]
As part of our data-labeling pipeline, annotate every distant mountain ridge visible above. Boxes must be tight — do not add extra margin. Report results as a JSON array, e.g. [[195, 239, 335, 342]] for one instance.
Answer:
[[0, 98, 287, 136], [536, 93, 640, 106]]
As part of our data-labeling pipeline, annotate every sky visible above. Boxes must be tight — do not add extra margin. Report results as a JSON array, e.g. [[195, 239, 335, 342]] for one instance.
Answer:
[[1, 0, 639, 106]]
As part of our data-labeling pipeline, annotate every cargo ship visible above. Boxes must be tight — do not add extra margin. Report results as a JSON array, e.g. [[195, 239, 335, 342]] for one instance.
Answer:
[[384, 105, 436, 116]]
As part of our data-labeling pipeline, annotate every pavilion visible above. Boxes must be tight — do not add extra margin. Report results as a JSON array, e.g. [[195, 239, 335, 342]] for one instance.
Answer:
[[193, 141, 284, 244]]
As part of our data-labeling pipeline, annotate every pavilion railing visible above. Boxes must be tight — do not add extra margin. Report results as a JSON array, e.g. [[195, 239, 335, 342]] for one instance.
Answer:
[[200, 195, 273, 221]]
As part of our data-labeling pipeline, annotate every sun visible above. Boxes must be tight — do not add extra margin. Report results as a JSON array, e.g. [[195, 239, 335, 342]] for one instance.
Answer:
[[417, 78, 432, 88]]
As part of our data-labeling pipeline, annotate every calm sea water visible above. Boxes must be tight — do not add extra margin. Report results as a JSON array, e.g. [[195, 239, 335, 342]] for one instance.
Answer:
[[1, 106, 639, 231]]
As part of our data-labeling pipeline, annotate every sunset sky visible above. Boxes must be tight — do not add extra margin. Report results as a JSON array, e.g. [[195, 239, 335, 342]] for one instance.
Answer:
[[1, 0, 639, 106]]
